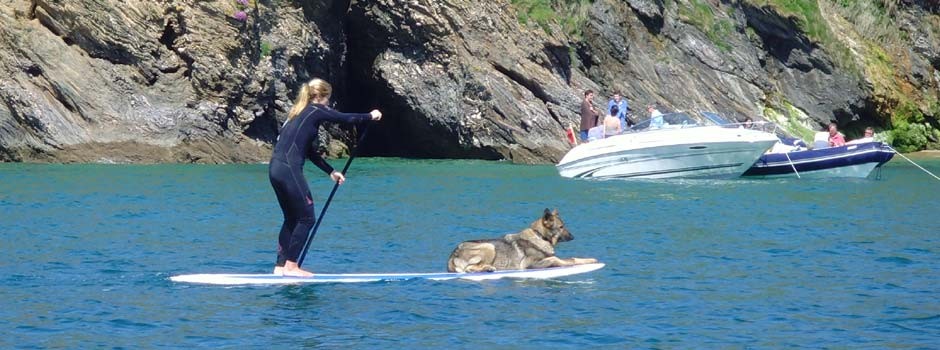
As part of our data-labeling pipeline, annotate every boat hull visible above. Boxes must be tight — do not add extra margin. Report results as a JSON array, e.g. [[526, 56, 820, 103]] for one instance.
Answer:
[[742, 141, 895, 178], [556, 127, 779, 179]]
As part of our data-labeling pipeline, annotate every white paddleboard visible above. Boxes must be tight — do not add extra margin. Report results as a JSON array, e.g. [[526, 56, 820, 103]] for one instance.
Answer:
[[170, 263, 604, 285]]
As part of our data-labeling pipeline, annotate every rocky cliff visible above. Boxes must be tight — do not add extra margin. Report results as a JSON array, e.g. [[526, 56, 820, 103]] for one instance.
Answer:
[[0, 0, 937, 164]]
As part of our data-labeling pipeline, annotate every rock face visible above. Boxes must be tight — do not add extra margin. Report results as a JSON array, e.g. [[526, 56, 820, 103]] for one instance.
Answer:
[[0, 0, 937, 164], [345, 0, 596, 163], [0, 0, 352, 163]]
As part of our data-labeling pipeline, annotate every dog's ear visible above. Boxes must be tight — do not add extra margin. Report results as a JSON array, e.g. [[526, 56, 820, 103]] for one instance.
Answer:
[[542, 208, 553, 222]]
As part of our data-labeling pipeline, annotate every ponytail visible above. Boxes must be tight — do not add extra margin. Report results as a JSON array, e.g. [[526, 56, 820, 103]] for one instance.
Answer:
[[287, 78, 333, 120], [287, 85, 311, 120]]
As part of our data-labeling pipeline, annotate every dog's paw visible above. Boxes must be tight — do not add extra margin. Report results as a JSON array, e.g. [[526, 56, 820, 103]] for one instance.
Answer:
[[482, 265, 496, 272]]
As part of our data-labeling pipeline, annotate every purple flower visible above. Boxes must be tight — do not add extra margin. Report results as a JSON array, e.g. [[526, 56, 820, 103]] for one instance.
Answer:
[[233, 11, 248, 21], [237, 0, 249, 5]]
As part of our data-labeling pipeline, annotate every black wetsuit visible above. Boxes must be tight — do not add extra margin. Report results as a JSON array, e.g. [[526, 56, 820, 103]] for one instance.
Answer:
[[269, 104, 371, 266]]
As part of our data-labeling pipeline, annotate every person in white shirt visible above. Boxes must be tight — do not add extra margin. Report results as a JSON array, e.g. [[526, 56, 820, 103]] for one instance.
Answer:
[[647, 104, 664, 129], [847, 127, 876, 145]]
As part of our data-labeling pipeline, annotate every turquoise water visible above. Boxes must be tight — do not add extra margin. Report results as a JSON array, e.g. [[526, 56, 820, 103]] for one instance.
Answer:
[[2, 156, 939, 348]]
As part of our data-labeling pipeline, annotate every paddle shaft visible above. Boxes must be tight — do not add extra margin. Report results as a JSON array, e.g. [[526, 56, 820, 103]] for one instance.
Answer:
[[297, 125, 369, 267]]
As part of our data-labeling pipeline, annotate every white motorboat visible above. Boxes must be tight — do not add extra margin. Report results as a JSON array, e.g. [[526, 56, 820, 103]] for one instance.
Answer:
[[556, 112, 779, 179]]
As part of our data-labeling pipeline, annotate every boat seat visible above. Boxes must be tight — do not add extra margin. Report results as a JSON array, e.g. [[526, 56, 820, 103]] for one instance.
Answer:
[[587, 125, 604, 141], [649, 116, 665, 129], [813, 132, 829, 149]]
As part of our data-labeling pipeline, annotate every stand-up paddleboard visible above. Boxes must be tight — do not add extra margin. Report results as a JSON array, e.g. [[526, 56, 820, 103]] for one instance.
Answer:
[[170, 263, 604, 285]]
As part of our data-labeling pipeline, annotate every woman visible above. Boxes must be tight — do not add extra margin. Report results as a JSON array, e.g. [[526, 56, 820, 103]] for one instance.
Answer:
[[270, 78, 381, 277]]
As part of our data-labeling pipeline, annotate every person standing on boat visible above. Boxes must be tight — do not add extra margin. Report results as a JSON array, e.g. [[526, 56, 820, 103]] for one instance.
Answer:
[[607, 92, 630, 130], [827, 123, 846, 147], [580, 90, 599, 141], [270, 78, 381, 277], [604, 105, 622, 137]]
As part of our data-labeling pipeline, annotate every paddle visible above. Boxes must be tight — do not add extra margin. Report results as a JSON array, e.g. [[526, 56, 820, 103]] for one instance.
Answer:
[[297, 124, 370, 267]]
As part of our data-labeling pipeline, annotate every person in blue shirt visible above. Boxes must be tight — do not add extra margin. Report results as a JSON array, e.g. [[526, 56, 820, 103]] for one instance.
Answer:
[[607, 92, 630, 130], [269, 78, 381, 277]]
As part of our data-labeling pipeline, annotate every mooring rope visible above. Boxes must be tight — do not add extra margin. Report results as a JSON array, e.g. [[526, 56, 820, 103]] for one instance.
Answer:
[[887, 146, 940, 181], [784, 151, 801, 179]]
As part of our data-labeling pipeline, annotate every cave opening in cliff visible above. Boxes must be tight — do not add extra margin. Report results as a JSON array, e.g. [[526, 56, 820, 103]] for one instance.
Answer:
[[339, 71, 430, 159], [342, 17, 424, 159], [336, 3, 507, 161], [339, 65, 499, 160]]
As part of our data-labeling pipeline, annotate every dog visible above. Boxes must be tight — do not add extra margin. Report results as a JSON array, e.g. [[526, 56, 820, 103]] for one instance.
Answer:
[[446, 208, 598, 273]]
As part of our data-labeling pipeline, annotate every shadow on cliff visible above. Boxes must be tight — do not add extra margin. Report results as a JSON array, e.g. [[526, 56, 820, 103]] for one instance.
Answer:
[[340, 3, 501, 160]]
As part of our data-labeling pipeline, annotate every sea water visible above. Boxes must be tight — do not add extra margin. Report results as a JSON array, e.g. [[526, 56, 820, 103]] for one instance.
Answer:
[[1, 156, 938, 348]]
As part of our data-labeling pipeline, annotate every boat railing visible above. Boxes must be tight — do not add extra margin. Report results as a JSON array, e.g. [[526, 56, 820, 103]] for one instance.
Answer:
[[624, 111, 719, 133], [602, 111, 797, 146], [719, 120, 783, 134], [623, 112, 785, 133]]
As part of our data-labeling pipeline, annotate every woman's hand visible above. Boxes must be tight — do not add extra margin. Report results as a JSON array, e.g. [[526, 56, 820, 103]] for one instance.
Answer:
[[370, 109, 382, 121], [330, 171, 345, 185]]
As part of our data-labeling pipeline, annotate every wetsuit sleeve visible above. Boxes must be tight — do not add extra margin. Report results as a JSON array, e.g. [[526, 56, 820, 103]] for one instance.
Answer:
[[318, 108, 372, 124], [306, 148, 335, 175]]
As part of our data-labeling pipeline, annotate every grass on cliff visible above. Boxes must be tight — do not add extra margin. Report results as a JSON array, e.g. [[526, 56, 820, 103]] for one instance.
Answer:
[[510, 0, 593, 39], [749, 0, 939, 151], [750, 0, 830, 42], [824, 0, 939, 151], [763, 100, 818, 143], [745, 0, 857, 74], [677, 0, 736, 52]]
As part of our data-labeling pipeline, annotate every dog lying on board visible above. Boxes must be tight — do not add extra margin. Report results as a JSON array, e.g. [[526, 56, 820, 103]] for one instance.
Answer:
[[447, 209, 598, 273]]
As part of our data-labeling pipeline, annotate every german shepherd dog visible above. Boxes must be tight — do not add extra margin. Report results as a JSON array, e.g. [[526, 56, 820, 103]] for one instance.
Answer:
[[447, 209, 598, 273]]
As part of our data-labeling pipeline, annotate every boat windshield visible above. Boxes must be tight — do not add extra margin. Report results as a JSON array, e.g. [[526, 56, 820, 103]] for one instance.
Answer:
[[628, 111, 717, 131], [698, 111, 801, 146]]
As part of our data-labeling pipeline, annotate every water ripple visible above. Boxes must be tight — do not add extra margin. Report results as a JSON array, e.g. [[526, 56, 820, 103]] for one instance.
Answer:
[[1, 160, 939, 348]]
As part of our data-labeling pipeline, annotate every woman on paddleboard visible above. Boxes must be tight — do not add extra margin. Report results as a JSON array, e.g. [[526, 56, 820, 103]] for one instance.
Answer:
[[270, 78, 381, 277]]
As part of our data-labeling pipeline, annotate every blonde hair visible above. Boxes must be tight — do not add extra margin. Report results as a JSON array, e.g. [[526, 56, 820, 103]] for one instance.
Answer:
[[287, 78, 332, 120]]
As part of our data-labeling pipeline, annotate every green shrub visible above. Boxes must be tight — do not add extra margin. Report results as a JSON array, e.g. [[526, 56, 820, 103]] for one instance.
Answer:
[[889, 120, 930, 153], [893, 100, 926, 124]]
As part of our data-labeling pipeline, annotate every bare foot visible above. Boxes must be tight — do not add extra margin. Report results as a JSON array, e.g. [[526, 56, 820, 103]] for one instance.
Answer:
[[282, 267, 314, 277], [282, 260, 313, 277], [273, 266, 284, 275]]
